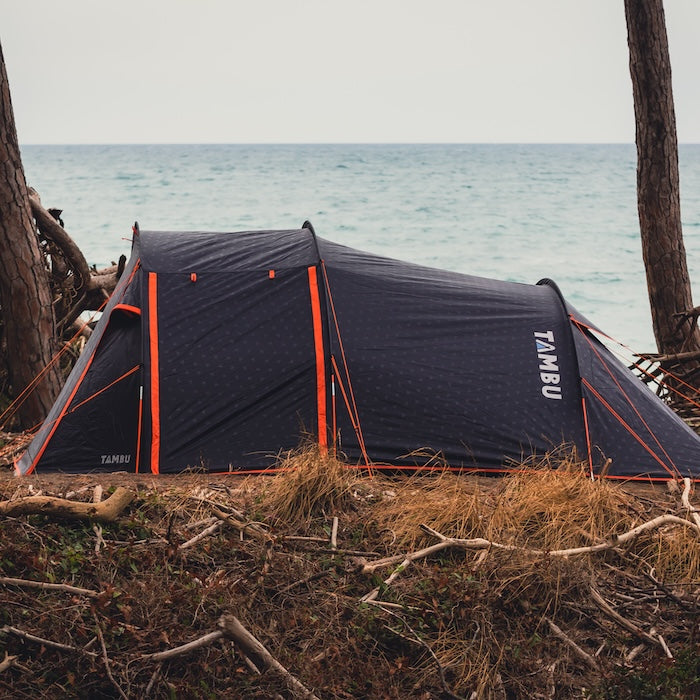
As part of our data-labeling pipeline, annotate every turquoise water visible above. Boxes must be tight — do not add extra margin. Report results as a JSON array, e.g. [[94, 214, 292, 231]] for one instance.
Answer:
[[19, 143, 700, 350]]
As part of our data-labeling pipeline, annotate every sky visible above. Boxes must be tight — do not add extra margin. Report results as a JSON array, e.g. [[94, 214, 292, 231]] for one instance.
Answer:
[[3, 0, 700, 144]]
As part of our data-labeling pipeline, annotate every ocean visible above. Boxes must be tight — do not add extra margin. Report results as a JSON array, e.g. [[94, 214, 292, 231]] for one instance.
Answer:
[[19, 143, 700, 351]]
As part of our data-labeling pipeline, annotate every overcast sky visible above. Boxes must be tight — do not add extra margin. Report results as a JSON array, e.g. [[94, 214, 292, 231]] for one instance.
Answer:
[[3, 0, 700, 144]]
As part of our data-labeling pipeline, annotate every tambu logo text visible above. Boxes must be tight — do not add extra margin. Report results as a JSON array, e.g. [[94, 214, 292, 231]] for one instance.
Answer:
[[534, 331, 562, 400], [100, 454, 132, 465]]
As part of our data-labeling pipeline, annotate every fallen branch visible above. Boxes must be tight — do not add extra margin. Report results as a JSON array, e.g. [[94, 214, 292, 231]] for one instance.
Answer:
[[682, 478, 700, 532], [362, 514, 700, 576], [93, 611, 129, 700], [178, 519, 224, 551], [380, 605, 468, 700], [0, 652, 18, 674], [589, 586, 665, 652], [218, 614, 320, 700], [330, 516, 339, 550], [142, 631, 224, 663], [1, 625, 97, 656], [545, 618, 600, 671], [0, 486, 134, 523], [211, 507, 271, 542], [0, 575, 100, 598]]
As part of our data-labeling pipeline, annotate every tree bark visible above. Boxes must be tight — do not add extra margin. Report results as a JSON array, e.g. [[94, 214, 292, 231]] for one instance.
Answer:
[[625, 0, 700, 357], [0, 41, 61, 428]]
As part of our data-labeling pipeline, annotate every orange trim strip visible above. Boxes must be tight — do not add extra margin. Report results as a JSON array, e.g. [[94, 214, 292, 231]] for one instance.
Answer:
[[115, 463, 698, 481], [148, 272, 161, 474], [113, 303, 141, 316], [307, 266, 328, 452]]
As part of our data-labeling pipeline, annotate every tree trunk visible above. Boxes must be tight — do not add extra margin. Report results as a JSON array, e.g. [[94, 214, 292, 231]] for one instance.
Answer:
[[0, 41, 61, 428], [625, 0, 700, 357]]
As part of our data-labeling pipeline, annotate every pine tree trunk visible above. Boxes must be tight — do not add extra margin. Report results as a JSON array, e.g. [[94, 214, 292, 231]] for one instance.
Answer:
[[625, 0, 700, 357], [0, 41, 61, 428]]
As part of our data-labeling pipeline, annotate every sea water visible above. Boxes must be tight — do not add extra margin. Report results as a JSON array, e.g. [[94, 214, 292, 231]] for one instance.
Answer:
[[19, 143, 700, 351]]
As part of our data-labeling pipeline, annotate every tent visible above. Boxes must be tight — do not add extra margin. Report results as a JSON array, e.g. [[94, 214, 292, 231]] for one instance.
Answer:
[[16, 222, 700, 480]]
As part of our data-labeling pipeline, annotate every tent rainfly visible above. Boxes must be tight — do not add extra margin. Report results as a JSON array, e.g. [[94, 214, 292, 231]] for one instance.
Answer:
[[16, 223, 700, 480]]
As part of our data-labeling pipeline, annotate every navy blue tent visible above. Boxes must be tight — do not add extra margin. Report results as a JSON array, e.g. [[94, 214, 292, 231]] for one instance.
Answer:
[[16, 223, 700, 480]]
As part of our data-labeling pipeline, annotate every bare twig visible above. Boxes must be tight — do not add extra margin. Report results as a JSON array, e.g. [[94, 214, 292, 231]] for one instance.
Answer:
[[142, 631, 225, 663], [545, 618, 600, 670], [178, 520, 224, 551], [0, 575, 100, 598], [330, 516, 339, 550], [1, 625, 97, 656], [211, 507, 271, 542], [144, 664, 161, 695], [218, 615, 320, 700], [93, 611, 129, 700], [590, 586, 663, 650], [363, 514, 700, 575], [0, 652, 18, 674], [682, 478, 700, 531]]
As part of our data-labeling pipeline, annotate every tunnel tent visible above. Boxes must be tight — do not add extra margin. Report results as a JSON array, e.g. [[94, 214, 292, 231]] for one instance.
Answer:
[[16, 222, 700, 480]]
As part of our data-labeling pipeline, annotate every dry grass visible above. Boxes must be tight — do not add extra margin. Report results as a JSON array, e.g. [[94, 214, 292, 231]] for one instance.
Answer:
[[487, 452, 637, 550], [375, 469, 491, 549], [261, 445, 362, 527]]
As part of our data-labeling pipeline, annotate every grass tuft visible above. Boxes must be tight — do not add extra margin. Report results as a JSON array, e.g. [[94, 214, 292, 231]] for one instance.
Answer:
[[262, 444, 361, 527]]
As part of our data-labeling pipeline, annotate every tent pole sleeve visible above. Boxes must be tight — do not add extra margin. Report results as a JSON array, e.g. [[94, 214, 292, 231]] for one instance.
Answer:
[[307, 266, 328, 452]]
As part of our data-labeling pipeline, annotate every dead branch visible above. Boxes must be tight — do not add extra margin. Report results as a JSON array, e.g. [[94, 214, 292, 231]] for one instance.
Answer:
[[142, 631, 225, 663], [0, 652, 18, 674], [330, 516, 339, 550], [682, 478, 700, 531], [545, 618, 600, 671], [380, 605, 468, 700], [362, 514, 700, 576], [1, 625, 97, 656], [641, 349, 700, 364], [0, 575, 100, 598], [178, 519, 224, 551], [589, 586, 666, 653], [218, 614, 320, 700], [93, 610, 129, 700], [28, 187, 92, 296], [0, 486, 134, 522], [211, 507, 271, 542]]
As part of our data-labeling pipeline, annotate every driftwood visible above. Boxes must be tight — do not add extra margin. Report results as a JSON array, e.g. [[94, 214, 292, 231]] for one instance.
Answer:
[[0, 486, 134, 522]]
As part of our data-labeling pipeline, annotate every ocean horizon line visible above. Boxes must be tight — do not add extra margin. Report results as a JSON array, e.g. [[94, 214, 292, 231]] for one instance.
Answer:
[[19, 141, 654, 148]]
